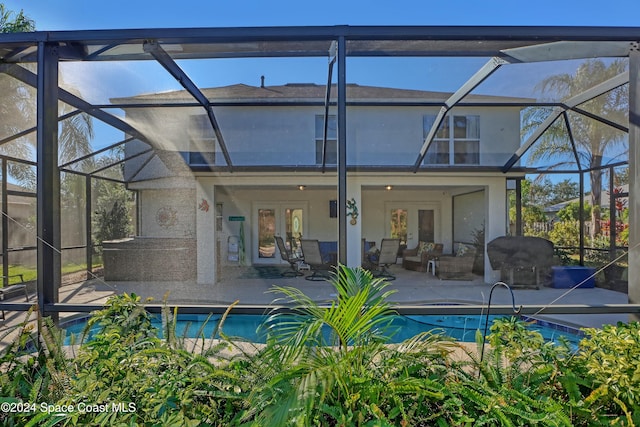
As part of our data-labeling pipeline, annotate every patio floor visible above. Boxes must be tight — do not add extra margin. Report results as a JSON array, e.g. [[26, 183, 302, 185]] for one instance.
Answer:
[[0, 264, 630, 335]]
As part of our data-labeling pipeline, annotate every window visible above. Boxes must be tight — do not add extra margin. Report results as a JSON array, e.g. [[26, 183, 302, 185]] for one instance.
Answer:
[[423, 114, 479, 165], [315, 114, 337, 165]]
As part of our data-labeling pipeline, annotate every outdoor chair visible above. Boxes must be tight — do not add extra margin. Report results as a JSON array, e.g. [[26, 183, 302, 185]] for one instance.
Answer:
[[300, 239, 333, 281], [274, 236, 304, 277], [0, 274, 28, 321], [368, 238, 400, 280], [437, 243, 477, 280], [402, 242, 444, 272], [361, 238, 377, 270]]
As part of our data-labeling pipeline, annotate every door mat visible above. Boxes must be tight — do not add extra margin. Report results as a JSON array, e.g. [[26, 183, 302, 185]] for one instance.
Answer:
[[238, 266, 293, 279]]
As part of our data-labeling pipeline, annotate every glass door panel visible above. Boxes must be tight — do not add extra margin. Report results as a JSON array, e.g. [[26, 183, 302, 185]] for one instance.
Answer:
[[284, 207, 304, 258], [257, 208, 276, 259], [390, 208, 407, 246], [254, 203, 307, 264]]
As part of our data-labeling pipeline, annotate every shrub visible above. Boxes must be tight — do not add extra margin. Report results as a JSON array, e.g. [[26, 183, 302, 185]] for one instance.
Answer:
[[241, 266, 458, 426], [549, 221, 581, 248], [52, 294, 248, 426], [560, 322, 640, 425], [2, 271, 640, 426], [0, 310, 72, 426]]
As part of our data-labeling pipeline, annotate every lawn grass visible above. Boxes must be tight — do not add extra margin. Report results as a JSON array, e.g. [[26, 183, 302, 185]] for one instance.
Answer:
[[0, 262, 103, 287]]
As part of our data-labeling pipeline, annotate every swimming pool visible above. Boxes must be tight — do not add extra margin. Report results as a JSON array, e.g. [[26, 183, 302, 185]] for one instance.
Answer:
[[63, 313, 583, 346]]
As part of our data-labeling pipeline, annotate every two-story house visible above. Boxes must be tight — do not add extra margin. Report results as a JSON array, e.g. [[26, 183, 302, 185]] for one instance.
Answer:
[[109, 82, 530, 284]]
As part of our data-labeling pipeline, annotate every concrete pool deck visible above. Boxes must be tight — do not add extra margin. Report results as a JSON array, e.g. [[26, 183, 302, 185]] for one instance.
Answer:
[[0, 264, 631, 336]]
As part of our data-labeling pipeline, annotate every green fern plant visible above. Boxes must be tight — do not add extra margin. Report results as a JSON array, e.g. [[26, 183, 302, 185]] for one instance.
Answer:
[[52, 293, 250, 426], [449, 318, 574, 426], [0, 308, 73, 426]]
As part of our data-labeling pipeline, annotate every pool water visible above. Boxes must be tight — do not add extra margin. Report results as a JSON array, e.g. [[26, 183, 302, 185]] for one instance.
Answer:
[[63, 313, 583, 347]]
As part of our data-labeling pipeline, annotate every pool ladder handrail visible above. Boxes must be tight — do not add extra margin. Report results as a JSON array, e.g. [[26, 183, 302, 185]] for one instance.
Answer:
[[479, 281, 522, 366]]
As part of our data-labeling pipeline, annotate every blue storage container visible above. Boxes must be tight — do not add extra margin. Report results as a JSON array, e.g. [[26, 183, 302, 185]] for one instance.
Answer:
[[551, 266, 596, 288]]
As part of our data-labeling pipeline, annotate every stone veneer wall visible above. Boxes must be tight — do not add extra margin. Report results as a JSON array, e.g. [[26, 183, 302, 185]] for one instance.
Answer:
[[103, 237, 196, 281]]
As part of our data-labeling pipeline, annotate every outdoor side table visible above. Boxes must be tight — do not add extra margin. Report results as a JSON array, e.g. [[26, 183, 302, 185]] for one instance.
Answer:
[[427, 259, 437, 276]]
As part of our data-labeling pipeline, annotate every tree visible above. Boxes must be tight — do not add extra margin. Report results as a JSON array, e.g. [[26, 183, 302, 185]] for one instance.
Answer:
[[522, 59, 628, 238], [549, 179, 579, 205], [0, 4, 35, 33], [557, 200, 592, 222], [0, 4, 94, 189], [1, 4, 100, 267], [0, 5, 36, 175]]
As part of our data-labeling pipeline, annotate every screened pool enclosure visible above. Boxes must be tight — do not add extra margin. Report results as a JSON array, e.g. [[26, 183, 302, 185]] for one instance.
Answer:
[[0, 25, 639, 323]]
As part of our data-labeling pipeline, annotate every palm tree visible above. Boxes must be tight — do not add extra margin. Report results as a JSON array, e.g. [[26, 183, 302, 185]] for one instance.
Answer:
[[522, 59, 628, 238], [0, 4, 35, 33], [1, 4, 95, 266], [243, 266, 455, 426], [0, 3, 94, 188]]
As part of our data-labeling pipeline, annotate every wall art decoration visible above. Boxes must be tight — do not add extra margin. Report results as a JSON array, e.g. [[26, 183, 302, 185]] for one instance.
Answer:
[[198, 198, 210, 212], [156, 206, 178, 228]]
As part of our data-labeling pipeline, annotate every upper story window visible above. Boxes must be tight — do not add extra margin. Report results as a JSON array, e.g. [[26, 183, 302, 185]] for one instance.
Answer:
[[423, 114, 480, 165], [315, 115, 337, 165]]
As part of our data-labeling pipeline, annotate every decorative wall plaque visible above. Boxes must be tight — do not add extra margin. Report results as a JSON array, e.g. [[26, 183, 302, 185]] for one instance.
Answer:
[[156, 206, 178, 228]]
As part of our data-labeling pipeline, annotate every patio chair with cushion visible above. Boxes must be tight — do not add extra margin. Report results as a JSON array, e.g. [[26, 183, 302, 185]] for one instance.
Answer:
[[368, 238, 400, 280], [402, 242, 444, 272], [300, 239, 333, 281], [437, 243, 477, 280], [361, 238, 377, 270], [275, 236, 304, 277]]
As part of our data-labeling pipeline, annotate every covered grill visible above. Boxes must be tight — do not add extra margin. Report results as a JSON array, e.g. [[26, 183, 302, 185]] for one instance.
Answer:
[[487, 236, 555, 289]]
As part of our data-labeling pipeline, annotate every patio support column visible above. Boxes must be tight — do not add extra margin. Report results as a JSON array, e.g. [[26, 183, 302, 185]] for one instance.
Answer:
[[337, 35, 347, 264], [196, 178, 216, 284], [628, 44, 640, 318], [36, 42, 61, 319], [515, 178, 523, 236], [2, 160, 8, 286], [485, 179, 506, 283], [579, 172, 585, 264], [85, 175, 92, 276], [346, 180, 362, 268]]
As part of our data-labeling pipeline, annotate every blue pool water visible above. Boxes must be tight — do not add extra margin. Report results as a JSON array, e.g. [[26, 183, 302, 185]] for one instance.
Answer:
[[63, 313, 583, 347]]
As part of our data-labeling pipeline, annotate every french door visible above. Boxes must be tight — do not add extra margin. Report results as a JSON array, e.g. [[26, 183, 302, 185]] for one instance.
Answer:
[[387, 202, 440, 250], [253, 202, 307, 264]]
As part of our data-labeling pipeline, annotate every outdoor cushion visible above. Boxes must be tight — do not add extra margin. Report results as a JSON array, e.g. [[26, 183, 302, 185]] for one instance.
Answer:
[[456, 243, 470, 257], [416, 241, 435, 256]]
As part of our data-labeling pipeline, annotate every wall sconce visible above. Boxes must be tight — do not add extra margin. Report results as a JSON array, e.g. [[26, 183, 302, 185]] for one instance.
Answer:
[[385, 185, 393, 191], [298, 185, 306, 191]]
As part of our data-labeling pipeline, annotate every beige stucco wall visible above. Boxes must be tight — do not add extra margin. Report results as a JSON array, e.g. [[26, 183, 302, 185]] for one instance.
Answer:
[[124, 104, 523, 169]]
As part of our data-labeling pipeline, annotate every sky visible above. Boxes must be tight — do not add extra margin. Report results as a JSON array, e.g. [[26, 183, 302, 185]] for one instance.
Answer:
[[4, 0, 640, 30], [6, 0, 636, 102]]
